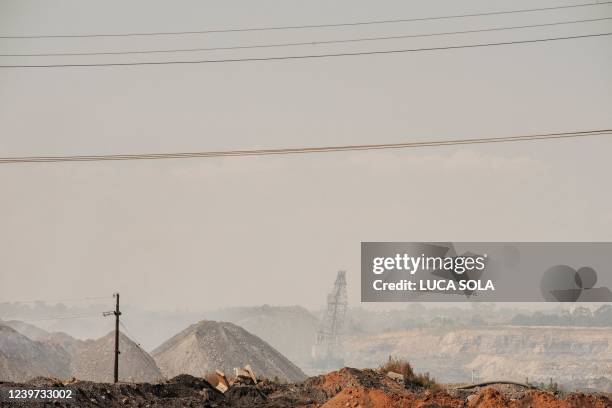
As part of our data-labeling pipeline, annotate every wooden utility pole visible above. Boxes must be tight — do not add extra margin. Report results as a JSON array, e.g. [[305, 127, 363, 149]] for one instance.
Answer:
[[103, 292, 121, 383], [113, 293, 121, 383]]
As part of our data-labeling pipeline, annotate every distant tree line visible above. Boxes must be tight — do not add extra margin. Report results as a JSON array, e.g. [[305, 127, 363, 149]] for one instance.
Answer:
[[510, 305, 612, 327]]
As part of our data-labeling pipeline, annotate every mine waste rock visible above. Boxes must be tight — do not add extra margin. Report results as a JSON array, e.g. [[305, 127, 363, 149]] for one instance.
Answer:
[[0, 368, 612, 408], [2, 319, 51, 340], [210, 305, 319, 368], [152, 320, 307, 382], [2, 320, 162, 383], [1, 366, 611, 407], [0, 375, 225, 408], [71, 331, 163, 383], [0, 324, 71, 381], [3, 319, 81, 354]]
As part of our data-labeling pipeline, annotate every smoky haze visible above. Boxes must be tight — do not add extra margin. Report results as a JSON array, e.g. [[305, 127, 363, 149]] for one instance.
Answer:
[[0, 0, 611, 310]]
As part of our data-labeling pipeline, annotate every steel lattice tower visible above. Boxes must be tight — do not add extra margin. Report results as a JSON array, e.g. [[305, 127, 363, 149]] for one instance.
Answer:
[[313, 271, 348, 365]]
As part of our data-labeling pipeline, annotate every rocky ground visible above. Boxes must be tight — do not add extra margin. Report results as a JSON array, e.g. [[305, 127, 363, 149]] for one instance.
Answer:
[[1, 367, 610, 407]]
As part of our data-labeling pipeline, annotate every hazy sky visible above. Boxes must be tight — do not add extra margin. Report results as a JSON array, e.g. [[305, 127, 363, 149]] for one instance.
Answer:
[[1, 1, 611, 310]]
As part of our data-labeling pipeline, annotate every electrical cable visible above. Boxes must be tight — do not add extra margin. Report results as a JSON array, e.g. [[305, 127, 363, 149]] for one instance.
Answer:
[[1, 296, 112, 304], [2, 17, 609, 58], [118, 320, 144, 349], [0, 129, 609, 164], [1, 1, 610, 39], [15, 313, 106, 322], [1, 32, 610, 68]]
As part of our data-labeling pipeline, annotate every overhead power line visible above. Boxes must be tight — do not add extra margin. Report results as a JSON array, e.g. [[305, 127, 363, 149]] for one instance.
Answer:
[[16, 313, 105, 322], [1, 32, 610, 68], [119, 320, 144, 349], [3, 17, 610, 58], [1, 1, 610, 39], [1, 296, 112, 305], [0, 129, 609, 165]]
